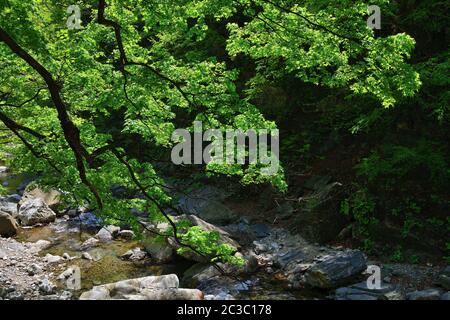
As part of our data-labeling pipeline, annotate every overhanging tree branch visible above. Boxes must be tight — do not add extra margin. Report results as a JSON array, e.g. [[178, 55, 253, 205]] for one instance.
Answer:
[[260, 0, 363, 45], [0, 27, 103, 209]]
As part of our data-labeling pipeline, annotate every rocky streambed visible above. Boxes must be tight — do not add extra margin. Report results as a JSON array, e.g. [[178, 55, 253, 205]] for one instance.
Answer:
[[1, 166, 449, 300]]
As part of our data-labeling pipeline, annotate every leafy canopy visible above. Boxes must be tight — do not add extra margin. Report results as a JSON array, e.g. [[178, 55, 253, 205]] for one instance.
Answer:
[[0, 0, 420, 264]]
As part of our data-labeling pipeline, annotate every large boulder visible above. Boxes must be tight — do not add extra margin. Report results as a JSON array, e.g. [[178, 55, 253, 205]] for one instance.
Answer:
[[17, 198, 56, 226], [0, 198, 17, 216], [19, 186, 62, 212], [0, 210, 18, 237], [304, 250, 367, 288], [79, 274, 203, 300]]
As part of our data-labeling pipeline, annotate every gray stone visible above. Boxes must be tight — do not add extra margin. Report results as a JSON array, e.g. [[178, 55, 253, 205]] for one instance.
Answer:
[[44, 253, 63, 264], [81, 237, 100, 250], [143, 241, 174, 263], [0, 211, 18, 237], [19, 186, 62, 212], [441, 292, 450, 300], [182, 263, 220, 287], [0, 198, 17, 216], [438, 266, 450, 290], [304, 250, 367, 288], [118, 230, 135, 240], [27, 240, 52, 253], [95, 225, 120, 242], [39, 277, 56, 295], [81, 252, 93, 261], [62, 253, 73, 260], [66, 209, 79, 218], [79, 274, 202, 300], [406, 288, 443, 300], [121, 248, 147, 261], [5, 194, 21, 203], [27, 263, 43, 276], [334, 281, 401, 300], [17, 198, 56, 226], [74, 212, 102, 231]]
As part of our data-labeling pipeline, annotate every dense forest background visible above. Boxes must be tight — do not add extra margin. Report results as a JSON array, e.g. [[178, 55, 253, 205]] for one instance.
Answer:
[[0, 0, 449, 264]]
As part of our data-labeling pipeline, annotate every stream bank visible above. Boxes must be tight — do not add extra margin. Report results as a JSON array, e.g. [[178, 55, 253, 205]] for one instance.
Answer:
[[1, 165, 449, 300]]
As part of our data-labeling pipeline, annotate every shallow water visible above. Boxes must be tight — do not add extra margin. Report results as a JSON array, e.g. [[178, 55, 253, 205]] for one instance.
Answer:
[[16, 220, 194, 294], [15, 219, 323, 299]]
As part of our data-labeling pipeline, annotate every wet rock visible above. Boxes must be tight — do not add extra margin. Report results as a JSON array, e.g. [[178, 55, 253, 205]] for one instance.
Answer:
[[120, 248, 147, 261], [304, 250, 367, 288], [224, 222, 271, 242], [117, 230, 135, 240], [79, 274, 202, 300], [0, 166, 7, 173], [57, 267, 80, 290], [27, 240, 52, 253], [241, 251, 259, 274], [39, 277, 57, 295], [95, 225, 120, 242], [19, 186, 62, 212], [81, 237, 100, 250], [143, 241, 174, 264], [26, 263, 43, 276], [44, 253, 63, 264], [5, 194, 21, 203], [441, 292, 450, 300], [0, 211, 18, 237], [66, 209, 79, 218], [182, 263, 220, 288], [193, 201, 238, 225], [274, 249, 307, 269], [406, 288, 443, 300], [17, 198, 56, 226], [334, 281, 402, 300], [43, 290, 73, 300], [73, 212, 102, 231], [81, 252, 93, 261], [134, 288, 203, 300], [62, 252, 76, 260], [0, 198, 17, 216], [181, 262, 250, 300], [6, 291, 24, 300], [437, 266, 450, 290]]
